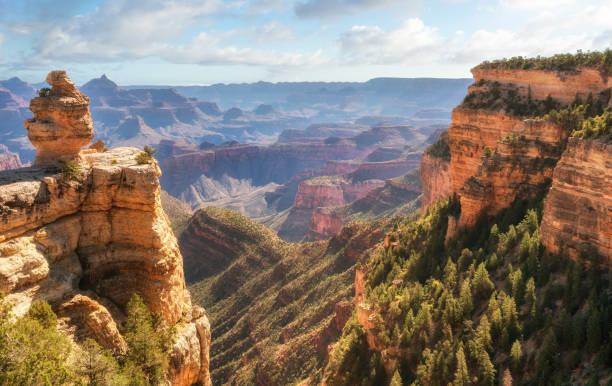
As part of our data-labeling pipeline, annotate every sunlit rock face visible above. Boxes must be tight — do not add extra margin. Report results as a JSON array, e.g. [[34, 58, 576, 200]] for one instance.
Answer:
[[448, 66, 612, 228], [540, 138, 612, 263], [1, 70, 211, 386], [24, 70, 94, 166]]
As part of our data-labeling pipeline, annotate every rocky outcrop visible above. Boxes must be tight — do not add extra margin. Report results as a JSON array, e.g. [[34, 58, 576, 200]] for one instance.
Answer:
[[450, 108, 569, 226], [420, 152, 450, 212], [0, 144, 22, 170], [540, 138, 612, 263], [24, 71, 94, 166], [0, 71, 210, 386], [471, 67, 612, 105], [445, 65, 612, 227], [306, 171, 422, 240]]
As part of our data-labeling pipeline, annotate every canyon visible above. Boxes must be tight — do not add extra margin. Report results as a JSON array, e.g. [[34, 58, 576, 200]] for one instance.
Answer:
[[0, 145, 21, 171], [0, 71, 210, 385], [181, 206, 387, 385]]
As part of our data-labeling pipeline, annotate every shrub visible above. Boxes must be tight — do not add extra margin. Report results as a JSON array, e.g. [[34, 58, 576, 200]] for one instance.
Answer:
[[475, 49, 612, 74], [111, 158, 118, 165], [38, 87, 51, 97], [27, 300, 57, 329], [61, 159, 81, 180], [136, 145, 158, 165]]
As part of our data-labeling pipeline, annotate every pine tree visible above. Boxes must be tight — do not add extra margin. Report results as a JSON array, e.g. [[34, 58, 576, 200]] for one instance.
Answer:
[[444, 258, 458, 291], [453, 346, 470, 386], [476, 315, 492, 351], [74, 338, 119, 385], [586, 308, 602, 353], [390, 369, 403, 386], [459, 279, 473, 317], [473, 263, 495, 298], [458, 248, 473, 271], [510, 340, 523, 372], [524, 277, 536, 317], [478, 349, 496, 386], [122, 294, 174, 385]]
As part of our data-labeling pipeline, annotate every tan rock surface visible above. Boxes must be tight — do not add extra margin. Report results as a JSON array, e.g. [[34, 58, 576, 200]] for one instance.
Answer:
[[24, 70, 94, 166], [471, 67, 612, 105], [540, 138, 612, 263], [1, 71, 210, 385]]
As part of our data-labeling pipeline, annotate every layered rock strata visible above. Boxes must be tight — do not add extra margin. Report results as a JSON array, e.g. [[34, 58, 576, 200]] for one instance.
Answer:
[[471, 67, 612, 105], [23, 71, 94, 166], [449, 67, 612, 227], [420, 152, 450, 212], [0, 71, 210, 385], [540, 138, 612, 263]]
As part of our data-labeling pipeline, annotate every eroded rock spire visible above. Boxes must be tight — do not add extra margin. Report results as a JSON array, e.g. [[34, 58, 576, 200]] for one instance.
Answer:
[[24, 70, 94, 166]]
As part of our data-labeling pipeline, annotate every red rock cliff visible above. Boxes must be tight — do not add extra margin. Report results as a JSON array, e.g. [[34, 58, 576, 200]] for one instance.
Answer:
[[420, 152, 450, 212], [447, 66, 612, 227], [540, 137, 612, 263]]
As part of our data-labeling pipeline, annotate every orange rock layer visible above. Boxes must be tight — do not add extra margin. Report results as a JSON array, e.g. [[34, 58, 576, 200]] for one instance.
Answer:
[[472, 67, 612, 105], [540, 138, 612, 263], [420, 152, 450, 212], [450, 108, 569, 226]]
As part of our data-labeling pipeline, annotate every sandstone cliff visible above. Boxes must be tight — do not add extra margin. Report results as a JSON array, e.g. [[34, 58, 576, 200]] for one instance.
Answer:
[[541, 137, 612, 263], [448, 66, 612, 228], [419, 131, 451, 212], [0, 71, 210, 385]]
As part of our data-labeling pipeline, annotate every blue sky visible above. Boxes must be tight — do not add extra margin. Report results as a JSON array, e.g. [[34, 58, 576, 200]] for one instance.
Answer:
[[0, 0, 610, 85]]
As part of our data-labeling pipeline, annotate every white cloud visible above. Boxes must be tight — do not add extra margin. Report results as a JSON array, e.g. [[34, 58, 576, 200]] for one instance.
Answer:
[[337, 1, 612, 69], [32, 0, 229, 63], [161, 31, 325, 67], [499, 0, 575, 10], [295, 0, 419, 19], [255, 22, 295, 43], [338, 18, 441, 64]]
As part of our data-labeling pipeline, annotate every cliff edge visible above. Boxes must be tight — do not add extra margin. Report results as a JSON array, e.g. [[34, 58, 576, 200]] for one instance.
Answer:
[[0, 71, 210, 385]]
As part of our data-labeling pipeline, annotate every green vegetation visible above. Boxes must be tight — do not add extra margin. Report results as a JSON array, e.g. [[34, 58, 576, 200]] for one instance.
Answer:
[[326, 193, 611, 385], [136, 145, 158, 165], [38, 87, 51, 97], [475, 49, 612, 74], [0, 293, 175, 385], [571, 109, 612, 140], [0, 294, 74, 384], [424, 131, 450, 161], [61, 159, 82, 180], [186, 206, 389, 385]]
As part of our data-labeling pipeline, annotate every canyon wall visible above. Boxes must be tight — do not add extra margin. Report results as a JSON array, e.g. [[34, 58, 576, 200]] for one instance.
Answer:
[[419, 152, 450, 212], [541, 138, 612, 263], [449, 67, 612, 228], [471, 67, 612, 104], [0, 71, 210, 385]]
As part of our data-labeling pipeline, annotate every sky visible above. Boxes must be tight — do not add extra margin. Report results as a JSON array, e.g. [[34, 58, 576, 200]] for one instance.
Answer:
[[0, 0, 611, 85]]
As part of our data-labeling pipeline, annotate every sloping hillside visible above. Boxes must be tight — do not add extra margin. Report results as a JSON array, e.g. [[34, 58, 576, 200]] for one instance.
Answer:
[[182, 207, 388, 385]]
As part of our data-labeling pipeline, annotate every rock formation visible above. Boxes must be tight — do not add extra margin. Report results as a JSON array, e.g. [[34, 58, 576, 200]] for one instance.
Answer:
[[306, 171, 422, 240], [24, 71, 95, 166], [448, 66, 612, 228], [0, 71, 210, 385], [420, 152, 450, 212], [541, 137, 612, 263]]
